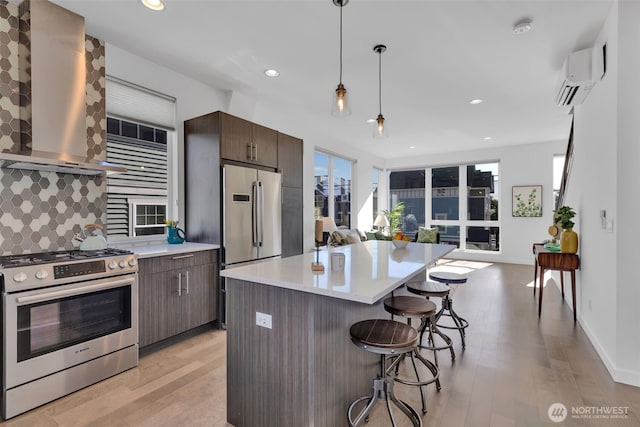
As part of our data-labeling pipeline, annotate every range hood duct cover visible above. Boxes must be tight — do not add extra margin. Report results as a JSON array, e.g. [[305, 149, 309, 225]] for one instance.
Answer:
[[0, 0, 126, 176]]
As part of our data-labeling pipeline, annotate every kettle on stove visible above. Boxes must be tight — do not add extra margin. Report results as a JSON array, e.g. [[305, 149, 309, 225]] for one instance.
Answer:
[[74, 224, 108, 251]]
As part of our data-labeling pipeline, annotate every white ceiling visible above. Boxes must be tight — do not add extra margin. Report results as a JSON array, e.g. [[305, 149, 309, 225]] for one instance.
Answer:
[[51, 0, 613, 159]]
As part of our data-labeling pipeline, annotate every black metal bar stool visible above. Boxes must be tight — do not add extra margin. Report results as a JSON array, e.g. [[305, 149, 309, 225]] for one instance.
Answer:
[[403, 282, 456, 361], [383, 296, 441, 414], [427, 271, 469, 349], [348, 319, 423, 427]]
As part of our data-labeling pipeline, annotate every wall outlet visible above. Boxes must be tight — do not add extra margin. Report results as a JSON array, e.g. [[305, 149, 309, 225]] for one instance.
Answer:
[[256, 312, 272, 329]]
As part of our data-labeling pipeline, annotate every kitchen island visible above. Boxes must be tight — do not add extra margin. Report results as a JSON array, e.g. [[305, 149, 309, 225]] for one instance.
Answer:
[[221, 240, 454, 427]]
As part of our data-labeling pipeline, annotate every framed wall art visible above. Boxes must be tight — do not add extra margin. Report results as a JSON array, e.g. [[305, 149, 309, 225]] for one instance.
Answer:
[[512, 185, 542, 217]]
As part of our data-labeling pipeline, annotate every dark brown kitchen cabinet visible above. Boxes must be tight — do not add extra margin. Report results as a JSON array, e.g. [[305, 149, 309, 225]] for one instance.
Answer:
[[277, 132, 303, 257], [277, 132, 303, 188], [281, 186, 303, 257], [138, 250, 218, 347], [220, 112, 278, 168]]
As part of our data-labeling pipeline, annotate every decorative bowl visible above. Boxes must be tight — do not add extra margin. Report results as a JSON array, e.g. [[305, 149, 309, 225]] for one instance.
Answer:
[[392, 239, 409, 249]]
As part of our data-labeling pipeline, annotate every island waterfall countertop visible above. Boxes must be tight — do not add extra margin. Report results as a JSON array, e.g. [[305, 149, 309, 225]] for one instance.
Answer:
[[220, 240, 454, 304]]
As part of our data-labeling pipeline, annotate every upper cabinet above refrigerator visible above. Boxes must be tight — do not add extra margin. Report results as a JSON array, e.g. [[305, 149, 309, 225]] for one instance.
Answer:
[[219, 113, 278, 168]]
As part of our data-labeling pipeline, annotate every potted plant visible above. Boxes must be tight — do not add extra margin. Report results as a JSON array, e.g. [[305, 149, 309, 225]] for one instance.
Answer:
[[383, 202, 405, 235], [553, 206, 578, 253]]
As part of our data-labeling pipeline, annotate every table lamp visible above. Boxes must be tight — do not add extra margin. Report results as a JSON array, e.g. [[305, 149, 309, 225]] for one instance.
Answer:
[[311, 217, 338, 272], [374, 213, 389, 234], [312, 219, 325, 272]]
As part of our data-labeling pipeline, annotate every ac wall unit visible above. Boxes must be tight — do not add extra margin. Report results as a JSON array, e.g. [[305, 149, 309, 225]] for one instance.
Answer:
[[556, 45, 604, 106]]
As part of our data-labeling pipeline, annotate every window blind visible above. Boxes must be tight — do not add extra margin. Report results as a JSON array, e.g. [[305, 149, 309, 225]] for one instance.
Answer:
[[106, 76, 176, 130]]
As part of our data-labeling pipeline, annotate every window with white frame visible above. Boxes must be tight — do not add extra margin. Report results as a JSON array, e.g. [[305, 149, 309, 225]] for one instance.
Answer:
[[389, 163, 500, 252], [372, 168, 381, 223], [105, 77, 177, 239], [314, 151, 354, 228]]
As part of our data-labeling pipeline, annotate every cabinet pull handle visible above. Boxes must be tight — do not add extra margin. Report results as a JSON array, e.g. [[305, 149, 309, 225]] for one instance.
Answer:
[[247, 144, 253, 160], [172, 254, 194, 260], [185, 270, 189, 294], [177, 272, 182, 297], [253, 143, 258, 161]]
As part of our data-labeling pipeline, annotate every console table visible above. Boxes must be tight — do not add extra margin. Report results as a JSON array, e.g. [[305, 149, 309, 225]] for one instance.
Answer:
[[533, 244, 580, 321]]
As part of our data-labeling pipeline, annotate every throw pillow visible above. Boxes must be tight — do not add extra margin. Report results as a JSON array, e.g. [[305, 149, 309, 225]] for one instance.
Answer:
[[417, 226, 438, 243], [365, 231, 377, 240], [346, 233, 360, 244], [374, 231, 391, 241]]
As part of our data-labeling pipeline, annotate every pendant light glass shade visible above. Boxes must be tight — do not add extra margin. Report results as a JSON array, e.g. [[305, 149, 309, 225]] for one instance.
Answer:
[[331, 0, 351, 117], [373, 44, 388, 138], [374, 113, 387, 138], [332, 83, 350, 117]]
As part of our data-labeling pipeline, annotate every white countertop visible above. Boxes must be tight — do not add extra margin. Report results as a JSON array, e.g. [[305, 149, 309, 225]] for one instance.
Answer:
[[115, 241, 220, 259], [220, 240, 454, 304]]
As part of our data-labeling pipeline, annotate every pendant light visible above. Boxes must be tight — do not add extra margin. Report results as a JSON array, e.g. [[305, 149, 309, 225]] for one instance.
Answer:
[[373, 44, 388, 138], [331, 0, 351, 117]]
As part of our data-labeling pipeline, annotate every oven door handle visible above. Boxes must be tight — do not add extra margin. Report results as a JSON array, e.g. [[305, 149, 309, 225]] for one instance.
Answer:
[[15, 277, 136, 305]]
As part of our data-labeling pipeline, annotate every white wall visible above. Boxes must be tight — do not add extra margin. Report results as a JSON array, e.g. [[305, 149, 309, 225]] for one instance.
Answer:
[[615, 0, 640, 385], [386, 140, 565, 265], [570, 0, 640, 387], [105, 44, 229, 224]]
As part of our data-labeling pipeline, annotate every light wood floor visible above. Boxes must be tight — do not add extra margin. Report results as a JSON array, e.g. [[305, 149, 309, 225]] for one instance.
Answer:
[[2, 261, 639, 427]]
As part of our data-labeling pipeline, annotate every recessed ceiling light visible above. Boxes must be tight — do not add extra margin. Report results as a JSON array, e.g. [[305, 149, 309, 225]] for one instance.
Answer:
[[141, 0, 164, 11], [264, 69, 280, 77], [483, 136, 492, 140], [513, 18, 533, 35], [469, 99, 483, 105], [409, 145, 416, 149], [366, 118, 376, 123]]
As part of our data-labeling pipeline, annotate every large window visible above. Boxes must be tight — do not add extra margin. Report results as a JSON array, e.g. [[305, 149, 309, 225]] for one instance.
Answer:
[[372, 168, 381, 223], [389, 163, 500, 252], [389, 170, 425, 238], [106, 118, 171, 237], [314, 151, 353, 228], [105, 77, 176, 240]]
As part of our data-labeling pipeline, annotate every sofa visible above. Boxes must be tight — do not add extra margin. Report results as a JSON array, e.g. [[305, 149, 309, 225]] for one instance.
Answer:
[[329, 226, 439, 246]]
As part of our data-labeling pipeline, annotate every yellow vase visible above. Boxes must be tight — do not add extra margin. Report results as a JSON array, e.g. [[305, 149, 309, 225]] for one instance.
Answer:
[[560, 228, 578, 254]]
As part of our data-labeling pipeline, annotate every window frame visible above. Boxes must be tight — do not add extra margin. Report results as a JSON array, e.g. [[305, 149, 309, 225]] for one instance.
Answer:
[[313, 150, 356, 229], [389, 162, 500, 253]]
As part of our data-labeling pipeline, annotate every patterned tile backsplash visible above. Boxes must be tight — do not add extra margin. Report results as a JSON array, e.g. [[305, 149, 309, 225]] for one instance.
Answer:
[[0, 1, 107, 255], [0, 169, 106, 254]]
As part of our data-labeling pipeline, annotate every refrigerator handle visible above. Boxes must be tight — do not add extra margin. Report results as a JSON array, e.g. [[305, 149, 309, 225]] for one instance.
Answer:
[[252, 181, 259, 247], [258, 181, 264, 247]]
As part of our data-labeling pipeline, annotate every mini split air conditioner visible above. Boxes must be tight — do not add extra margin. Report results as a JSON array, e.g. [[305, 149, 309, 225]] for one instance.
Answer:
[[556, 45, 605, 106]]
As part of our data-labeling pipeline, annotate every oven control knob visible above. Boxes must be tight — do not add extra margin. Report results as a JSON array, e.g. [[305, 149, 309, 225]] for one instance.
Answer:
[[119, 260, 127, 268], [128, 259, 137, 267], [13, 272, 27, 283], [35, 270, 48, 280], [108, 261, 118, 270]]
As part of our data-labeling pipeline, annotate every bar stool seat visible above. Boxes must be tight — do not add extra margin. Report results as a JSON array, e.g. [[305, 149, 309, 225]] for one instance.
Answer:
[[348, 319, 423, 427], [406, 281, 456, 360], [427, 271, 469, 349], [383, 296, 441, 414]]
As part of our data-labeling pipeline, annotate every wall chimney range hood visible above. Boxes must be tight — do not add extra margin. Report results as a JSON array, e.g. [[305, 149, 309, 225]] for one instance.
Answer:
[[0, 0, 126, 176]]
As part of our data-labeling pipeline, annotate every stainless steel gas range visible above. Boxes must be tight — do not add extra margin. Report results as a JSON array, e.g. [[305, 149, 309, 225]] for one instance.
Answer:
[[0, 248, 139, 419]]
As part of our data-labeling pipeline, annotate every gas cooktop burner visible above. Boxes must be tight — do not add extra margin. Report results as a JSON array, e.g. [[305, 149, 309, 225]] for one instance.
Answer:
[[0, 248, 133, 269]]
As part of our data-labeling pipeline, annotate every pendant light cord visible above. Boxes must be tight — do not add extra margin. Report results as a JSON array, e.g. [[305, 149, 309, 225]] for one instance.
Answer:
[[378, 49, 382, 115], [339, 3, 343, 84]]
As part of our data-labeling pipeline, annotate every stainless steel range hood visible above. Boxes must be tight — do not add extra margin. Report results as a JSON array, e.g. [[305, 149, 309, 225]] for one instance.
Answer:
[[0, 0, 126, 176]]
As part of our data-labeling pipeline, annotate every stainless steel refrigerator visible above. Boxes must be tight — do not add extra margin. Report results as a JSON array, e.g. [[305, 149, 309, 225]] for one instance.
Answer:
[[222, 164, 282, 266], [220, 164, 281, 326]]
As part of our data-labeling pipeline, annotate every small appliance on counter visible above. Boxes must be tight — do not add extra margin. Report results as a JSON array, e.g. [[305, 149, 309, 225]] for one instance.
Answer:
[[73, 224, 108, 250]]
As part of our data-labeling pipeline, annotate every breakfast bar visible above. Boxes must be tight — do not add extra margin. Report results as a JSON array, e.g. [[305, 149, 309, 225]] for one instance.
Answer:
[[221, 240, 453, 427]]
